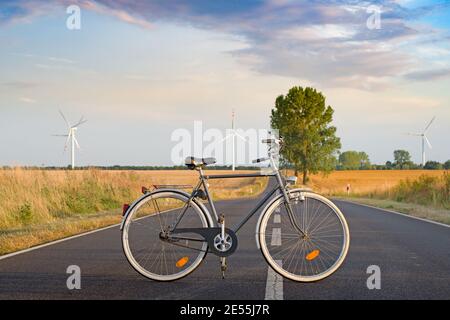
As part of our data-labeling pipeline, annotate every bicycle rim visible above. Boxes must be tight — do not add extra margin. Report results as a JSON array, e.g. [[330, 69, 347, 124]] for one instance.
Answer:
[[259, 191, 350, 282], [122, 191, 209, 281]]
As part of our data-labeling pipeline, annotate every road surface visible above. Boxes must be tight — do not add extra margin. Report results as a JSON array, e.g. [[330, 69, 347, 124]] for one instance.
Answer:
[[0, 181, 449, 300]]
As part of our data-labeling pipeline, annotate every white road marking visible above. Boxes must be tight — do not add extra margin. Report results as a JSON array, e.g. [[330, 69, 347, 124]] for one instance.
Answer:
[[265, 213, 283, 300], [274, 214, 281, 223], [270, 228, 282, 246], [265, 260, 283, 300]]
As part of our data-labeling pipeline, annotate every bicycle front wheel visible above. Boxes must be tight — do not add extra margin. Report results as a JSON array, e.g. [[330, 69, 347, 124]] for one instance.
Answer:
[[122, 191, 209, 281], [259, 190, 350, 282]]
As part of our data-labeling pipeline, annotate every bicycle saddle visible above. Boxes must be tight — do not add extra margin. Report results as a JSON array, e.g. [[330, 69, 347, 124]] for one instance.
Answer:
[[185, 156, 216, 169]]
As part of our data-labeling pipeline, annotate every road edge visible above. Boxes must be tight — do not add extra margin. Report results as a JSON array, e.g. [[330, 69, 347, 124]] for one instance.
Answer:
[[334, 198, 450, 229], [0, 222, 121, 262]]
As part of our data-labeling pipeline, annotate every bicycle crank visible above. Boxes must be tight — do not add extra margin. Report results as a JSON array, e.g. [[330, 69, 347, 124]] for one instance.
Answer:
[[170, 227, 238, 257]]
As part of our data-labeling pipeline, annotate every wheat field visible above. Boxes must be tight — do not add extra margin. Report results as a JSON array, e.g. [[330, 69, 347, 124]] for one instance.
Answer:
[[0, 168, 267, 254], [1, 168, 447, 254], [303, 170, 449, 224], [306, 170, 447, 196]]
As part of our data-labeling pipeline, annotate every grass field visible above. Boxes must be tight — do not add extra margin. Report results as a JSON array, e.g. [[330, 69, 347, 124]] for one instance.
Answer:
[[0, 169, 267, 255], [307, 170, 447, 196], [304, 170, 450, 224], [1, 168, 448, 254]]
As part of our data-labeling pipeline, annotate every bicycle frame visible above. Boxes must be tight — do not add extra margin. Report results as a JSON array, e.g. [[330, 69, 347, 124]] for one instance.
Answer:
[[199, 170, 279, 233], [170, 156, 305, 237]]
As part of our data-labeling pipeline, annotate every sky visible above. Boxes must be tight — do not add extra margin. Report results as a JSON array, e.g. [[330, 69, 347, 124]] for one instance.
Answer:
[[0, 0, 449, 166]]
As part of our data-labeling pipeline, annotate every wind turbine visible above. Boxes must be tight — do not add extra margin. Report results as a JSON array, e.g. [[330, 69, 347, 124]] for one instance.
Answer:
[[405, 116, 435, 166], [53, 110, 87, 169], [221, 109, 246, 171]]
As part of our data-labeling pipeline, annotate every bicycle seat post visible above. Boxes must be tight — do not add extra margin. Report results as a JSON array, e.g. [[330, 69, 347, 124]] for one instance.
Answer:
[[197, 166, 220, 223]]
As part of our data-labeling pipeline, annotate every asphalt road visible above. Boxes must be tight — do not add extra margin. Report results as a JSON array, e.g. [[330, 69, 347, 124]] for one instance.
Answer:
[[0, 181, 449, 300]]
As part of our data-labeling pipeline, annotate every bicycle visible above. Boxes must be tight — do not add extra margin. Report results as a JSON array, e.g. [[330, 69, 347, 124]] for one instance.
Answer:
[[121, 138, 350, 282]]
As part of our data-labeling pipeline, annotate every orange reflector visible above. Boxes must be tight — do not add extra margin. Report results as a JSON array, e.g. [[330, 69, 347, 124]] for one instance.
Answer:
[[176, 257, 189, 268], [306, 250, 320, 261]]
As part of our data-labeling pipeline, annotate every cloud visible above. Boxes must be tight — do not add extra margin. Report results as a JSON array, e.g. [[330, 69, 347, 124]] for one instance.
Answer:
[[1, 81, 37, 89], [0, 0, 152, 29], [13, 52, 76, 65], [403, 68, 450, 81], [0, 0, 56, 25], [85, 0, 449, 90], [280, 24, 358, 40], [2, 0, 450, 90], [389, 96, 441, 109], [47, 56, 75, 64], [19, 97, 36, 103], [77, 0, 152, 29]]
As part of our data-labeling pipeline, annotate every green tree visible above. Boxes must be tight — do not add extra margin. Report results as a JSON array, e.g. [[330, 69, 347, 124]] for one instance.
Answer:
[[271, 86, 341, 184], [424, 161, 443, 170], [444, 160, 450, 170], [394, 150, 412, 169], [385, 161, 393, 170], [339, 151, 371, 170]]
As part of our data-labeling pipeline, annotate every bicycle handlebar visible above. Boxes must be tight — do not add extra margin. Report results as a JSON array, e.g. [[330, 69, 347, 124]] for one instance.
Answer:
[[252, 157, 269, 164], [262, 137, 284, 146], [252, 136, 284, 164]]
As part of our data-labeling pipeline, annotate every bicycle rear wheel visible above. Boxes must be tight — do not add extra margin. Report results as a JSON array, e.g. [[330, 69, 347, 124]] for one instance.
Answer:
[[122, 191, 209, 281], [259, 190, 350, 282]]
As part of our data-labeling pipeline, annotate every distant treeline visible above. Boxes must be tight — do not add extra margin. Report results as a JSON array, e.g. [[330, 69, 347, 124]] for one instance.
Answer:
[[0, 165, 262, 171], [1, 163, 448, 171], [334, 150, 450, 171], [2, 149, 449, 171]]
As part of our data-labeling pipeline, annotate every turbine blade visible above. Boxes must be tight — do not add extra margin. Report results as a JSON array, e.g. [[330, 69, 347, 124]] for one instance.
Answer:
[[64, 133, 71, 151], [52, 134, 69, 137], [424, 135, 432, 149], [404, 132, 421, 136], [424, 116, 436, 133], [73, 136, 81, 149], [72, 116, 87, 128], [59, 109, 71, 128]]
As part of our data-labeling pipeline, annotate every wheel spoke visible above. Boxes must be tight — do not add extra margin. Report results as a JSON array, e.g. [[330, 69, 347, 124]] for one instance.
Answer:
[[260, 193, 349, 281], [123, 192, 208, 281]]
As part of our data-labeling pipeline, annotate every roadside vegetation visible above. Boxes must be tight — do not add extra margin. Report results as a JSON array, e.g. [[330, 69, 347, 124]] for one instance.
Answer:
[[0, 168, 267, 255], [306, 170, 450, 225]]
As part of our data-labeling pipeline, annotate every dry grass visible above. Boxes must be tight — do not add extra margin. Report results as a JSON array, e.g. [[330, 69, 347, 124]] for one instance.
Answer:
[[309, 170, 444, 196], [306, 170, 446, 196], [295, 170, 450, 225], [0, 168, 267, 255]]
